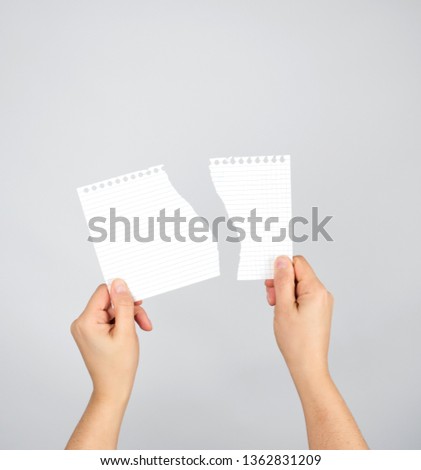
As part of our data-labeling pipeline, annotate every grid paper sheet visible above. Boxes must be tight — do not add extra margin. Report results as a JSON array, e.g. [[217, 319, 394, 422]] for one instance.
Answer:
[[77, 165, 220, 300], [209, 155, 292, 280]]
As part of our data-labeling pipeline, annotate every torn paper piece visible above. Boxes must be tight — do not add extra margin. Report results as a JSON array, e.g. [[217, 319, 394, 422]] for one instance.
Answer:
[[77, 165, 220, 300], [209, 155, 292, 280]]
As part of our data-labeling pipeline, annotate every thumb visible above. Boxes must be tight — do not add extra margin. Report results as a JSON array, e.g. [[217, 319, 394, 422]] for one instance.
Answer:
[[273, 256, 296, 315], [110, 279, 135, 334]]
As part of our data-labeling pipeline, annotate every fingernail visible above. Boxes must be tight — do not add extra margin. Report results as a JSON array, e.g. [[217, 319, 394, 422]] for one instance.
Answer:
[[276, 256, 289, 269], [113, 279, 128, 294]]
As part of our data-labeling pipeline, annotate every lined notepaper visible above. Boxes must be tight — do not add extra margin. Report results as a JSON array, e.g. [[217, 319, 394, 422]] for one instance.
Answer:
[[209, 155, 292, 280], [77, 165, 220, 300]]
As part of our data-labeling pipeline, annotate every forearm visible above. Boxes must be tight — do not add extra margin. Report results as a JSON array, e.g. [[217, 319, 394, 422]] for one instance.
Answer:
[[65, 392, 128, 450], [292, 371, 368, 450]]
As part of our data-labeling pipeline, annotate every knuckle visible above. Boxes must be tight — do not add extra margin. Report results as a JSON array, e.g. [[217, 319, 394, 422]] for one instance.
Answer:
[[313, 283, 329, 298], [327, 291, 334, 304], [318, 287, 334, 306], [309, 280, 324, 294], [70, 319, 80, 336], [70, 317, 88, 337]]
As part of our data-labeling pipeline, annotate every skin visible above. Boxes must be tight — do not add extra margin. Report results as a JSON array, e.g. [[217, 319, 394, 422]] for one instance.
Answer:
[[65, 279, 152, 450], [66, 256, 368, 450], [265, 255, 368, 449]]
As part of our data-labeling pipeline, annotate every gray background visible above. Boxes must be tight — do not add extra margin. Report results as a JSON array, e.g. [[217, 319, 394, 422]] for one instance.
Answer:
[[0, 0, 420, 450]]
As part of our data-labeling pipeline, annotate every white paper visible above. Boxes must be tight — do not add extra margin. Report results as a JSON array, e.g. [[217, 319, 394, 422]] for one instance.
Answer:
[[77, 165, 220, 300], [209, 155, 293, 280]]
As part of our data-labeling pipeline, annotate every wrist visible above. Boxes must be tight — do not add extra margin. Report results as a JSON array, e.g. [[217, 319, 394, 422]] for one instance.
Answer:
[[90, 389, 131, 411], [288, 363, 332, 392]]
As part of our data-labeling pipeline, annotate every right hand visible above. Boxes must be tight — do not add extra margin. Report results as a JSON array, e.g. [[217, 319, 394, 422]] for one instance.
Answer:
[[70, 279, 152, 405], [265, 256, 334, 383]]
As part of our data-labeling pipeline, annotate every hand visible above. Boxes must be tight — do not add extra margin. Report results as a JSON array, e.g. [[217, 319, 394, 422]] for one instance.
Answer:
[[70, 279, 152, 405], [265, 255, 333, 384], [265, 256, 368, 449]]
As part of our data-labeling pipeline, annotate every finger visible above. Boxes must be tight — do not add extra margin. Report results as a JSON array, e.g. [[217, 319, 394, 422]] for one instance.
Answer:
[[266, 286, 276, 306], [273, 256, 296, 315], [134, 300, 143, 306], [293, 255, 324, 296], [265, 279, 274, 288], [110, 279, 136, 335], [107, 305, 144, 322], [81, 284, 111, 318], [134, 306, 153, 331]]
